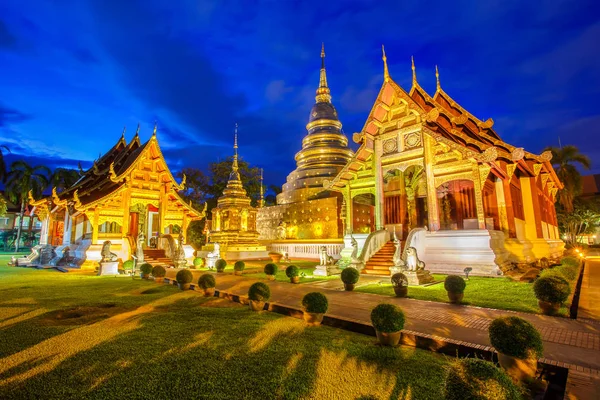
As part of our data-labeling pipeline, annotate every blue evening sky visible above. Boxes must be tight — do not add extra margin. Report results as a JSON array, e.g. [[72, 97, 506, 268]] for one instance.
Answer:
[[1, 0, 599, 188]]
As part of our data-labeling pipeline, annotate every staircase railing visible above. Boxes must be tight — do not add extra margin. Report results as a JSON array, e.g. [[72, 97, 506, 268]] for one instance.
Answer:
[[358, 229, 390, 264]]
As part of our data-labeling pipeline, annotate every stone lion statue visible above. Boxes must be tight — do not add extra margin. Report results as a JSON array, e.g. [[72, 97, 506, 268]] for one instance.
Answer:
[[100, 241, 117, 262], [319, 246, 335, 266], [405, 247, 425, 271]]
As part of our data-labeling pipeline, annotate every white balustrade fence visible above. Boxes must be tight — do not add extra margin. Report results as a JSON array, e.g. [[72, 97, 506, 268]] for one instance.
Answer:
[[268, 242, 344, 260]]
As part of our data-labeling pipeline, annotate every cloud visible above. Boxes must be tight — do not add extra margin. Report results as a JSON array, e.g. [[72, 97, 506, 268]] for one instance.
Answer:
[[0, 104, 31, 127], [0, 19, 17, 49]]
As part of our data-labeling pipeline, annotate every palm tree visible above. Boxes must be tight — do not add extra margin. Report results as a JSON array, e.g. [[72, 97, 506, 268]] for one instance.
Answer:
[[0, 145, 10, 182], [5, 161, 50, 252], [545, 145, 591, 213], [51, 167, 81, 193]]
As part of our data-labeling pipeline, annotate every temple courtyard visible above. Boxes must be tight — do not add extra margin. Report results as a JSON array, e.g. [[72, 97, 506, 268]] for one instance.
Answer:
[[1, 254, 599, 399]]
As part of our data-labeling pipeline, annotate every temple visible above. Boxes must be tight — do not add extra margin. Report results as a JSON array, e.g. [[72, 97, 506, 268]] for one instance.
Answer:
[[257, 45, 354, 246], [28, 126, 205, 268], [200, 127, 268, 260], [324, 49, 564, 275]]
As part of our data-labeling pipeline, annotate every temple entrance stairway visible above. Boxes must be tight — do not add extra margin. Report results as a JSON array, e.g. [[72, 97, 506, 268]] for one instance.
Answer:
[[361, 241, 401, 276], [143, 249, 173, 267]]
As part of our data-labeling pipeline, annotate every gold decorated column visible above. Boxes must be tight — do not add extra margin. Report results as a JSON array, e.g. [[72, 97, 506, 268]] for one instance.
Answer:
[[423, 135, 440, 231], [373, 138, 385, 230], [472, 165, 486, 229]]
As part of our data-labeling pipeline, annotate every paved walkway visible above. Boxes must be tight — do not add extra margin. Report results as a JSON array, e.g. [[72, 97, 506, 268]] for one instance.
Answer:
[[578, 255, 600, 322], [166, 268, 600, 398]]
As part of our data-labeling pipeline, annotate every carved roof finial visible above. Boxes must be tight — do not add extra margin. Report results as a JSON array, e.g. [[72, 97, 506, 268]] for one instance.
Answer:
[[435, 65, 441, 91], [411, 55, 417, 84], [121, 125, 126, 138], [135, 123, 140, 137], [382, 45, 390, 82], [152, 122, 157, 137]]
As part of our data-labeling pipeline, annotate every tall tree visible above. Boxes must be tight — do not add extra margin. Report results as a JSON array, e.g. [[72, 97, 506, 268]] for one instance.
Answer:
[[5, 161, 50, 252], [51, 167, 81, 192], [545, 145, 592, 213], [0, 145, 10, 182]]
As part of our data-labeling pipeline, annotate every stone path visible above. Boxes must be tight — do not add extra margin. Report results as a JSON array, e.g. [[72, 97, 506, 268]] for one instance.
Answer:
[[578, 254, 600, 322], [166, 268, 600, 398]]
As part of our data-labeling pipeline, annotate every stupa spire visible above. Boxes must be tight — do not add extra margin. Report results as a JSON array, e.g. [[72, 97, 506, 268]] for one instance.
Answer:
[[232, 123, 239, 173], [315, 43, 332, 103], [259, 168, 264, 208], [382, 45, 390, 82]]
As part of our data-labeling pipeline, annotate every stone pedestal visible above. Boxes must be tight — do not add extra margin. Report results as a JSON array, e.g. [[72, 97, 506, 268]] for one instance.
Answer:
[[404, 270, 434, 286], [98, 261, 119, 276], [313, 264, 341, 276]]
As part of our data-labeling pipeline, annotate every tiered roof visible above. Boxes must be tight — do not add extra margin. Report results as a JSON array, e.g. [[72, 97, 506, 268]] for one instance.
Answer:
[[31, 126, 202, 219], [325, 48, 562, 191]]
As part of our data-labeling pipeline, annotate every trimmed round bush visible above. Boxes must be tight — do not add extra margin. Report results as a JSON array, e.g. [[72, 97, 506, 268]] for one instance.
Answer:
[[533, 275, 570, 304], [248, 282, 271, 302], [370, 304, 405, 333], [391, 273, 408, 287], [152, 265, 166, 278], [193, 257, 204, 267], [285, 265, 299, 278], [122, 260, 134, 271], [561, 256, 579, 267], [341, 267, 360, 284], [443, 358, 522, 400], [264, 263, 278, 276], [444, 275, 466, 294], [234, 261, 245, 271], [139, 263, 153, 275], [176, 269, 193, 284], [302, 292, 328, 314], [215, 259, 227, 272], [489, 316, 543, 359], [198, 273, 216, 289]]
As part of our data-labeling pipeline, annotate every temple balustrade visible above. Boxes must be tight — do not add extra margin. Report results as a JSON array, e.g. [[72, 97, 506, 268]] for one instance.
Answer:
[[268, 240, 344, 260]]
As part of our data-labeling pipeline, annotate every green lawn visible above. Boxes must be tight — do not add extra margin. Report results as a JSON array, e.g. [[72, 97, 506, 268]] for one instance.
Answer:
[[355, 273, 569, 316], [0, 265, 449, 399], [236, 260, 339, 283]]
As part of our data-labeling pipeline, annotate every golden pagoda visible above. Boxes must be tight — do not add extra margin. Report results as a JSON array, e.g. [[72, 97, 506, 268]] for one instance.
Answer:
[[257, 45, 354, 241], [277, 44, 353, 205], [204, 126, 268, 260]]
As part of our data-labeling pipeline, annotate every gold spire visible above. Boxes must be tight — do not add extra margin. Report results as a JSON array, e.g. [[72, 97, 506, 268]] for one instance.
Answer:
[[382, 45, 390, 82], [411, 56, 417, 84], [259, 168, 265, 208], [315, 43, 331, 103], [232, 123, 239, 174], [435, 65, 441, 90]]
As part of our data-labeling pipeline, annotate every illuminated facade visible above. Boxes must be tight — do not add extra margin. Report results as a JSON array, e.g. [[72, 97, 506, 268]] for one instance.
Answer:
[[325, 49, 564, 275], [257, 45, 354, 241], [202, 130, 268, 260], [29, 127, 205, 267]]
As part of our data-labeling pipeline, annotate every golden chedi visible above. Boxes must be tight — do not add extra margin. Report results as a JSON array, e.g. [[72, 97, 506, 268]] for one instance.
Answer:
[[204, 128, 268, 260], [276, 44, 353, 205]]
